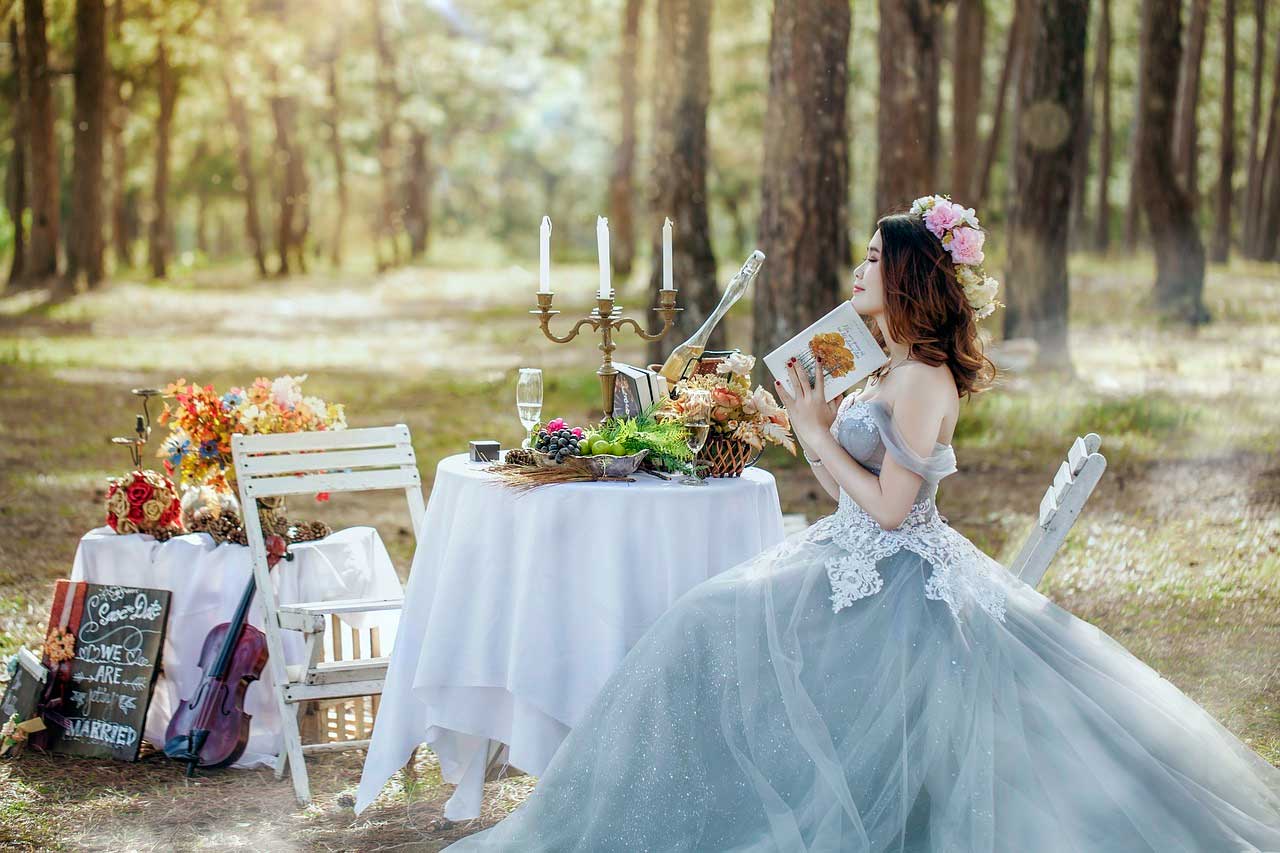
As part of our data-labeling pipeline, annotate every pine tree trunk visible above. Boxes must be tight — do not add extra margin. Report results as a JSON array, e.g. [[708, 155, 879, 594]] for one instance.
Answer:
[[404, 126, 431, 259], [371, 0, 402, 271], [876, 0, 944, 213], [1256, 25, 1280, 260], [192, 140, 210, 257], [976, 0, 1028, 210], [108, 0, 130, 270], [1003, 0, 1089, 368], [646, 0, 717, 368], [325, 37, 347, 268], [6, 19, 27, 286], [608, 0, 642, 278], [1211, 0, 1236, 262], [148, 40, 177, 279], [753, 0, 851, 371], [1135, 0, 1208, 324], [268, 68, 307, 276], [1068, 6, 1093, 248], [1242, 0, 1265, 253], [1173, 0, 1209, 202], [65, 0, 107, 291], [951, 0, 985, 203], [23, 0, 58, 284], [1093, 0, 1112, 252], [221, 69, 268, 277]]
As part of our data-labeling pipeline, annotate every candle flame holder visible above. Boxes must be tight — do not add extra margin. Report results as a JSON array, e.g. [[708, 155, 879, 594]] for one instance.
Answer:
[[531, 289, 682, 420], [110, 388, 163, 468]]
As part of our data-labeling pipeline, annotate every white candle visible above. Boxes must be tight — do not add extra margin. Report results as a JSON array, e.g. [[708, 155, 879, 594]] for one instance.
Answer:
[[539, 216, 552, 293], [662, 217, 674, 291], [597, 216, 611, 298]]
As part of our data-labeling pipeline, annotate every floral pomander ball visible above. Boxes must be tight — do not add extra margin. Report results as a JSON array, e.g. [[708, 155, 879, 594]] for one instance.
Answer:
[[104, 469, 184, 537]]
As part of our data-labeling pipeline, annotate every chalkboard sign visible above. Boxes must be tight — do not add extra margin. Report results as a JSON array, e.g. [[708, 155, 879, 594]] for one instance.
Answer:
[[44, 580, 170, 761]]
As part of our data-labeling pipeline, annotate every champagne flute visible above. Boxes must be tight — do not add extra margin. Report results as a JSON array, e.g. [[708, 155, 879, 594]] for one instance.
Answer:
[[516, 368, 543, 450], [679, 421, 711, 486]]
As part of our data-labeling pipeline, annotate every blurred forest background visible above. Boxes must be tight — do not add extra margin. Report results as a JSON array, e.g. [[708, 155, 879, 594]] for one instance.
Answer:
[[1, 0, 1278, 364]]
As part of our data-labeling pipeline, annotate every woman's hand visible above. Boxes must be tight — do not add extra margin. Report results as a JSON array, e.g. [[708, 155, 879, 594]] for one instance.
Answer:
[[775, 358, 843, 450]]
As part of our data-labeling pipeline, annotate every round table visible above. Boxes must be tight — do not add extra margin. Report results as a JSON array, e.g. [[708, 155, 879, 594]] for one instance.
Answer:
[[71, 525, 403, 768], [356, 452, 786, 820]]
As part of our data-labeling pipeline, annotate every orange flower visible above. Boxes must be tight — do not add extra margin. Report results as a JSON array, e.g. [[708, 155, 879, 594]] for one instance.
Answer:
[[710, 386, 742, 409]]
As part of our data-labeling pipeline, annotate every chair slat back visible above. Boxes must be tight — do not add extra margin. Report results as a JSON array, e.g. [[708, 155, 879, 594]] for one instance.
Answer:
[[1011, 432, 1107, 588], [232, 424, 425, 540]]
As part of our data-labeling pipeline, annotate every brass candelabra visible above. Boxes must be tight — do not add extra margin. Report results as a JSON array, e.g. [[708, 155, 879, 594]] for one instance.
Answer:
[[531, 289, 682, 420]]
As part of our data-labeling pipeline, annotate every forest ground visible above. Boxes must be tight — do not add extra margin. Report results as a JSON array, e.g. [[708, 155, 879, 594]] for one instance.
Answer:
[[0, 252, 1278, 851]]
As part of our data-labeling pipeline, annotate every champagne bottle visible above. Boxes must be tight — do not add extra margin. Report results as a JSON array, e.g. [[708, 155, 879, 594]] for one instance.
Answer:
[[658, 250, 766, 384]]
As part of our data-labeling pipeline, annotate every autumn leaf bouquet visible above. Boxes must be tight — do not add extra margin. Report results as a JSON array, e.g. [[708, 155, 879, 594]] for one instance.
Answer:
[[157, 374, 347, 495]]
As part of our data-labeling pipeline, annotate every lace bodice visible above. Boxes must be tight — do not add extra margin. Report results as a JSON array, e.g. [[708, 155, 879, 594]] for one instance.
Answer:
[[803, 396, 1009, 623]]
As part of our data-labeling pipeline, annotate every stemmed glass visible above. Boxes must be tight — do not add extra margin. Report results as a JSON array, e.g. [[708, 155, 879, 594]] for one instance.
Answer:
[[679, 421, 711, 486], [516, 368, 543, 450], [678, 389, 713, 486]]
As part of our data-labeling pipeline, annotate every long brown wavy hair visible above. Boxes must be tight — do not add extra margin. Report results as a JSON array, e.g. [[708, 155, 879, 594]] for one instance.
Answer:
[[865, 212, 998, 398]]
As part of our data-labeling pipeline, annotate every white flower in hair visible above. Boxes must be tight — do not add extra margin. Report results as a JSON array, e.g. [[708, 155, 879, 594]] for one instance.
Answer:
[[908, 193, 1002, 322]]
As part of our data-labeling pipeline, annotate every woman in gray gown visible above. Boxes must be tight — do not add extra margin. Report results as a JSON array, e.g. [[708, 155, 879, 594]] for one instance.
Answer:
[[444, 202, 1280, 852]]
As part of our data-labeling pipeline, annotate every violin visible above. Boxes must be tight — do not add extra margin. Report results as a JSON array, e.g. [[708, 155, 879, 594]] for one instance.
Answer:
[[163, 534, 288, 775]]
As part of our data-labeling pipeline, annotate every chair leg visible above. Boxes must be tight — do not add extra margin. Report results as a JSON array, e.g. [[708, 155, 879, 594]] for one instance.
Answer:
[[277, 690, 311, 803], [274, 698, 304, 780]]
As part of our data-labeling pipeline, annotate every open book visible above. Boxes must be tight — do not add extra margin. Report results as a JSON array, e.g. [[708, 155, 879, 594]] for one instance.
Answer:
[[763, 302, 888, 403]]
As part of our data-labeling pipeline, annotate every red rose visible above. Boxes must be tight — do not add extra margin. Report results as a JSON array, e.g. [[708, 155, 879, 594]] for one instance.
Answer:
[[126, 479, 154, 505], [159, 502, 181, 527], [127, 502, 145, 523]]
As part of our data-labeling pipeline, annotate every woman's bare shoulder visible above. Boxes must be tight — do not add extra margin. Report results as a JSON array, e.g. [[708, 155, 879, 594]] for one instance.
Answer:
[[887, 362, 958, 406]]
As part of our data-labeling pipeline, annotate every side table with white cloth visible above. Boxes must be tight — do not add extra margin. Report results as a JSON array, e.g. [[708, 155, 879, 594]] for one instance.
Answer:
[[70, 525, 403, 768], [356, 452, 786, 820]]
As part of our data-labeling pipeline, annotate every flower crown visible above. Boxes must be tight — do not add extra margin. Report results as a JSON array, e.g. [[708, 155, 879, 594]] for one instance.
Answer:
[[908, 194, 1003, 321]]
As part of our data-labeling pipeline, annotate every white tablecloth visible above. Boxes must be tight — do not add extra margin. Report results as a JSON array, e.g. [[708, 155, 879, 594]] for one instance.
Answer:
[[71, 525, 403, 768], [356, 453, 786, 819]]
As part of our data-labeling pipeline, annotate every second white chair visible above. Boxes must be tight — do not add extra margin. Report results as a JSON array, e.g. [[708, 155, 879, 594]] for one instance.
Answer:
[[233, 423, 425, 804]]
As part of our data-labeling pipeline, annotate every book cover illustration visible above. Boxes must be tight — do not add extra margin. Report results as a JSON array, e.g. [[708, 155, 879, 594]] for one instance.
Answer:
[[763, 302, 888, 403]]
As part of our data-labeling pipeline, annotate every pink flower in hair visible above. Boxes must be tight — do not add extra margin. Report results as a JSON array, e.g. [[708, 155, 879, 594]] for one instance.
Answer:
[[923, 200, 964, 238], [947, 226, 986, 265]]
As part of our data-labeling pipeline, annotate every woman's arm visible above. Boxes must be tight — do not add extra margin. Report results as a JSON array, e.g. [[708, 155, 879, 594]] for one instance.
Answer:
[[796, 433, 841, 500], [780, 363, 947, 530]]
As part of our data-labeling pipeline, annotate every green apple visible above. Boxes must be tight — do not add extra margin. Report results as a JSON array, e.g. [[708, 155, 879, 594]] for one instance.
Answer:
[[591, 439, 613, 455]]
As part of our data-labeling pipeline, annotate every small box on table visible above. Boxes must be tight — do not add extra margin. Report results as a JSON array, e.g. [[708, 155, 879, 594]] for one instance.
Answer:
[[469, 440, 501, 463]]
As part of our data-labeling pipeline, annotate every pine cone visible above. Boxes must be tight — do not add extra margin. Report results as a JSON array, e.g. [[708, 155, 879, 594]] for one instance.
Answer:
[[504, 448, 537, 467], [288, 520, 331, 543], [191, 511, 246, 545]]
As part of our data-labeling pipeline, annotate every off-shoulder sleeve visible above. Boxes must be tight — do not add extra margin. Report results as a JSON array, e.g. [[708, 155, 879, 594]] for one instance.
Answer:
[[867, 403, 957, 482]]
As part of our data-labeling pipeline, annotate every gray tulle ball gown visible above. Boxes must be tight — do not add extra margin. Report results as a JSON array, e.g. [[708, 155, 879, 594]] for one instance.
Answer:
[[443, 396, 1280, 852]]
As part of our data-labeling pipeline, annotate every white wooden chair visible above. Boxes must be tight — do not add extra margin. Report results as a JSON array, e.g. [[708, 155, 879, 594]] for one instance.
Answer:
[[1009, 432, 1107, 588], [232, 423, 425, 804]]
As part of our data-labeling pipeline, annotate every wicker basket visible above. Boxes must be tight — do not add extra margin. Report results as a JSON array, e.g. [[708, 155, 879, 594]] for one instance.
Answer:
[[697, 435, 762, 478]]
